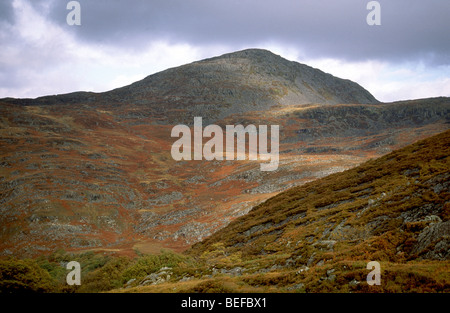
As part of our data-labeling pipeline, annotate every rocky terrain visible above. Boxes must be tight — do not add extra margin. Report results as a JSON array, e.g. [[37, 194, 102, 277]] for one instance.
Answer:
[[132, 129, 450, 293], [1, 130, 448, 293], [0, 49, 449, 258], [190, 130, 450, 262]]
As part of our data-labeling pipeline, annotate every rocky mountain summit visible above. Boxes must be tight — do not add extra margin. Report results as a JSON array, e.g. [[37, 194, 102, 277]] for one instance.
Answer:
[[110, 49, 379, 124]]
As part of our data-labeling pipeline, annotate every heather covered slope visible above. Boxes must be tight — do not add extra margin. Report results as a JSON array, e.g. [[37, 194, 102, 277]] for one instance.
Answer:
[[189, 130, 450, 262], [1, 97, 447, 258], [119, 129, 450, 293], [1, 131, 449, 293], [169, 129, 449, 292]]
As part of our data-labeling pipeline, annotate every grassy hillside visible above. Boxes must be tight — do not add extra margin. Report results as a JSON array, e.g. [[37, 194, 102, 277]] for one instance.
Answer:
[[119, 128, 450, 292], [1, 96, 448, 258], [189, 130, 450, 261], [184, 128, 450, 292], [3, 130, 447, 293], [1, 50, 447, 259]]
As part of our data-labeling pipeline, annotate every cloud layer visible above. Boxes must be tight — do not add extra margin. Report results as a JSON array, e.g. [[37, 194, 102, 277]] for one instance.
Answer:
[[1, 0, 449, 101]]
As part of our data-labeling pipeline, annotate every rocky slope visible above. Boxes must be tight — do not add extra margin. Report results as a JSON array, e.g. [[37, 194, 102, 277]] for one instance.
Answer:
[[190, 129, 450, 262], [120, 130, 450, 293], [178, 130, 450, 293], [2, 131, 449, 294], [0, 49, 448, 258]]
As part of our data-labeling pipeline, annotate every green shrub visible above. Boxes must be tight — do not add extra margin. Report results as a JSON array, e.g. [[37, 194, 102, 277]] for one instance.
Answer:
[[0, 258, 54, 293], [78, 256, 131, 292], [121, 250, 187, 283]]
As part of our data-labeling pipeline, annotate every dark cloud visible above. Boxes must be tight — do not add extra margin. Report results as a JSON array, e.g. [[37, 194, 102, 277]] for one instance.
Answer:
[[1, 0, 448, 100], [0, 1, 14, 24], [40, 0, 450, 65]]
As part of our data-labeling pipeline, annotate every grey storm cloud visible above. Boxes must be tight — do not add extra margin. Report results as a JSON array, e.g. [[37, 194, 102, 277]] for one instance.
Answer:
[[2, 0, 446, 65], [0, 1, 14, 24]]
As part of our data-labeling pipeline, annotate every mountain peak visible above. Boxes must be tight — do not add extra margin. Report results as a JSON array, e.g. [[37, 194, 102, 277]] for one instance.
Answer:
[[209, 48, 281, 60], [2, 48, 379, 124], [108, 48, 379, 123], [201, 48, 296, 71]]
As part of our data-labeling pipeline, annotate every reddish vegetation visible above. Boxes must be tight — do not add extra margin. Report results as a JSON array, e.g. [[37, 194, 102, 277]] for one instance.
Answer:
[[1, 97, 448, 258]]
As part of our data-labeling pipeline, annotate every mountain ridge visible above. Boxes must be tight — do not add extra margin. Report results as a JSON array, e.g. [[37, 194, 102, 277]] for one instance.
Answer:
[[2, 49, 378, 123], [0, 49, 448, 258]]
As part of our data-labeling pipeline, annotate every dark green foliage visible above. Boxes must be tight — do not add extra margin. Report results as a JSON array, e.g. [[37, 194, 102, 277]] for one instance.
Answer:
[[0, 258, 54, 293], [0, 249, 200, 293], [120, 250, 189, 283], [77, 256, 131, 292]]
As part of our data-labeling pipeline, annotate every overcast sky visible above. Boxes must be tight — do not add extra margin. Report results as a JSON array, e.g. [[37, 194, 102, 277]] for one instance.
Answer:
[[1, 0, 449, 102]]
